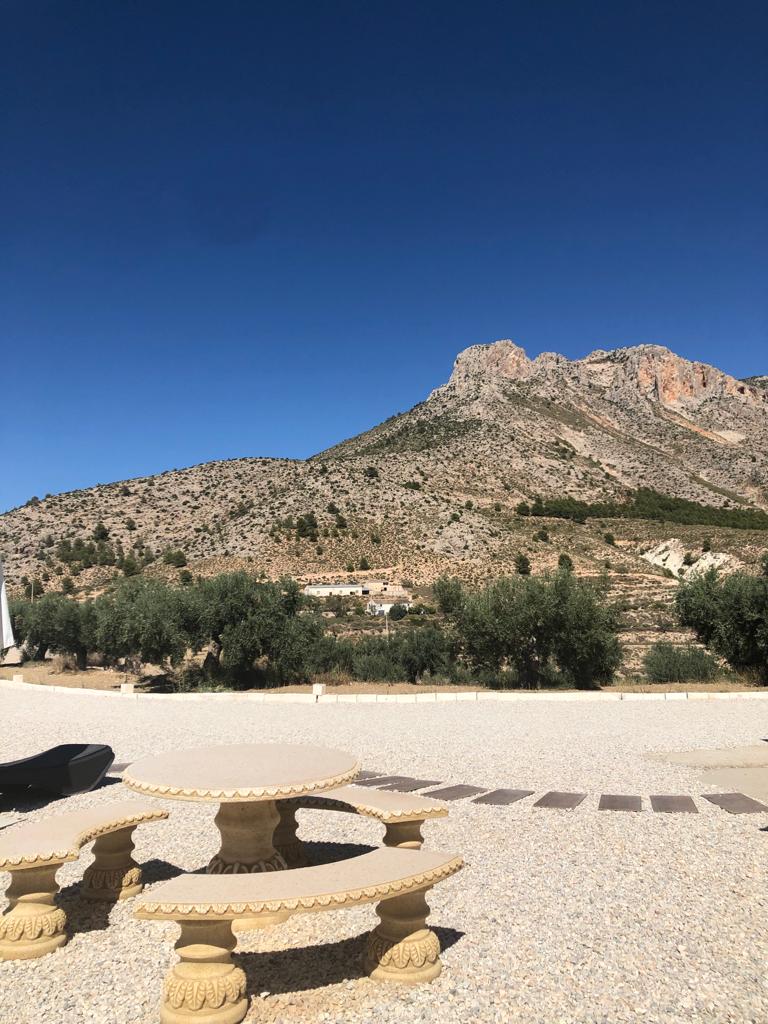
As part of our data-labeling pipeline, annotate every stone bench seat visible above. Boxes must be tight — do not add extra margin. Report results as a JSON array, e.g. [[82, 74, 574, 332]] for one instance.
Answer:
[[0, 799, 168, 960], [137, 846, 463, 1023], [275, 784, 449, 864]]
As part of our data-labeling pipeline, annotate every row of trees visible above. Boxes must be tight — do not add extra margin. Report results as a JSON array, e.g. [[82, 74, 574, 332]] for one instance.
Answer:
[[9, 568, 624, 690], [517, 488, 768, 531], [11, 575, 319, 684]]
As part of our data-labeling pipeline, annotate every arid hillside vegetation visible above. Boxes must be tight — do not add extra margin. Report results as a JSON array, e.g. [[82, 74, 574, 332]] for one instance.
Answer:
[[2, 340, 766, 675]]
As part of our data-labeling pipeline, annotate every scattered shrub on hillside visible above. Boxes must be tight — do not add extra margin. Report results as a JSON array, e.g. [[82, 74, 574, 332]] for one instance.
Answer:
[[162, 549, 188, 567], [122, 555, 140, 576], [643, 642, 719, 683], [388, 603, 409, 621], [558, 553, 574, 573], [433, 576, 464, 614], [93, 521, 110, 542], [514, 553, 531, 576], [24, 578, 45, 599]]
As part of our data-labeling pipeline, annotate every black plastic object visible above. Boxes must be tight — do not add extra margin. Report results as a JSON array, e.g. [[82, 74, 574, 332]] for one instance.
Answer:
[[0, 744, 115, 796]]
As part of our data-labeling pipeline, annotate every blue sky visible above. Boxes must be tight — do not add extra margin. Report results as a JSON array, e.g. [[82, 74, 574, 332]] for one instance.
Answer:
[[2, 1, 766, 512]]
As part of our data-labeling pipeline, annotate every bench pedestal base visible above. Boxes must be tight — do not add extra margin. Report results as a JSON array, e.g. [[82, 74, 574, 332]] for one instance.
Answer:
[[161, 920, 247, 1024], [0, 864, 67, 961], [364, 889, 441, 984], [82, 827, 143, 901], [383, 821, 424, 850]]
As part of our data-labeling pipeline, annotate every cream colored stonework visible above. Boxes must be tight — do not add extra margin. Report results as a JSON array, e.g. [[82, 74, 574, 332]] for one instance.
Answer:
[[137, 848, 462, 1021], [0, 800, 168, 960]]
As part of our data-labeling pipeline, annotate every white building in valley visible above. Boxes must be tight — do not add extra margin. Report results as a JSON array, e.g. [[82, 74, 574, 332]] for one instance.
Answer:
[[303, 582, 368, 598]]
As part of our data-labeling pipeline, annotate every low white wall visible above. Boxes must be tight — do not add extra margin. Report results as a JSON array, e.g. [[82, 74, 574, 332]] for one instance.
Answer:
[[1, 676, 767, 705]]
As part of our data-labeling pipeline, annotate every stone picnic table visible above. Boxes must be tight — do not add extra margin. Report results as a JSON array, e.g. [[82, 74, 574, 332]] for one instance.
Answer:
[[123, 742, 360, 874]]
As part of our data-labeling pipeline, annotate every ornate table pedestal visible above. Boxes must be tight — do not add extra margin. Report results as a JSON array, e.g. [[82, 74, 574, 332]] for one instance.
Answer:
[[207, 801, 289, 929]]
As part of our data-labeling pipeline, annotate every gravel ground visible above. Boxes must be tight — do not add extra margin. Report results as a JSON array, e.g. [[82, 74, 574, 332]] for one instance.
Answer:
[[1, 687, 767, 1024]]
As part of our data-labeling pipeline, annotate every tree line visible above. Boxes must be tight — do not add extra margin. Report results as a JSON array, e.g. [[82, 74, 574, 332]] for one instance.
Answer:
[[9, 568, 624, 690], [516, 488, 768, 531]]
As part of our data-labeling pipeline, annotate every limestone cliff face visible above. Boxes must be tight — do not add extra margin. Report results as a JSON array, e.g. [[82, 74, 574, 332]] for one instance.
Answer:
[[445, 340, 765, 413], [583, 345, 765, 411]]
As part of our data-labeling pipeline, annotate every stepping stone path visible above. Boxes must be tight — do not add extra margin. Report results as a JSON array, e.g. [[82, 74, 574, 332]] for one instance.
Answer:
[[358, 772, 768, 817], [534, 791, 587, 810], [650, 795, 698, 813], [599, 794, 642, 812], [39, 765, 768, 823]]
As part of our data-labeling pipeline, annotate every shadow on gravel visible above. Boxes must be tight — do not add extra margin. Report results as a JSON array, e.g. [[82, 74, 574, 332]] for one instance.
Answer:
[[0, 790, 66, 816], [236, 926, 464, 995], [138, 858, 187, 886], [300, 840, 377, 866], [58, 890, 115, 936], [0, 774, 122, 822], [55, 859, 186, 938]]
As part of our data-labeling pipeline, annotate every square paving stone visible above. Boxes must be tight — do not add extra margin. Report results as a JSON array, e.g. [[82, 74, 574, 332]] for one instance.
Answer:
[[355, 771, 385, 780], [473, 789, 535, 806], [354, 776, 412, 788], [702, 792, 768, 814], [534, 791, 587, 810], [423, 785, 487, 800], [599, 794, 642, 812], [379, 779, 443, 792], [650, 795, 698, 813]]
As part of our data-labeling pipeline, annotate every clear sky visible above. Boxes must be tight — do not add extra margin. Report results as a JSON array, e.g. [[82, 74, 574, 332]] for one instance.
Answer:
[[2, 1, 766, 513]]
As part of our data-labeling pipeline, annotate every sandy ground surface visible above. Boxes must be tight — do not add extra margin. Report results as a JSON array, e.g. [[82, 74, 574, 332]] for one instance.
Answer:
[[0, 664, 757, 694], [1, 686, 768, 1023]]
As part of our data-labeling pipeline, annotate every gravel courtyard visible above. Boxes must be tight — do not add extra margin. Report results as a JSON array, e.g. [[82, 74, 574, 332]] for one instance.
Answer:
[[1, 687, 767, 1024]]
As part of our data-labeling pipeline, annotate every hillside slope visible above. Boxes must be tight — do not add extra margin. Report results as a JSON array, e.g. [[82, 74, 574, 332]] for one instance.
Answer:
[[2, 341, 766, 600]]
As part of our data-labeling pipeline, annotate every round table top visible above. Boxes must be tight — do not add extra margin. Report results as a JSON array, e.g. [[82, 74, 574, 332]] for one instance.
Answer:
[[122, 743, 360, 803]]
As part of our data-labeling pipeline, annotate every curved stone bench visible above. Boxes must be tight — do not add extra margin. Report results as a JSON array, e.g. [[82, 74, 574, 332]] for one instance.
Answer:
[[137, 846, 463, 1023], [0, 799, 168, 960], [274, 785, 448, 865]]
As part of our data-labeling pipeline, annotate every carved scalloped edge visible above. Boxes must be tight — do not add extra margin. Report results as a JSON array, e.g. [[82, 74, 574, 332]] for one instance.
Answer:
[[164, 969, 246, 1010], [0, 808, 169, 870], [0, 907, 67, 941], [286, 793, 449, 823], [138, 857, 463, 917], [123, 764, 361, 802]]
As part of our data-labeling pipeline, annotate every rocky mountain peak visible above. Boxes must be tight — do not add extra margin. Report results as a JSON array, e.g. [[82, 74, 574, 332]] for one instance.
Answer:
[[448, 340, 534, 385]]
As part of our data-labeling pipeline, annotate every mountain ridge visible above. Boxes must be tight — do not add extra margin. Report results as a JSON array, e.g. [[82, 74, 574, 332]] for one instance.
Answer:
[[1, 340, 766, 599]]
